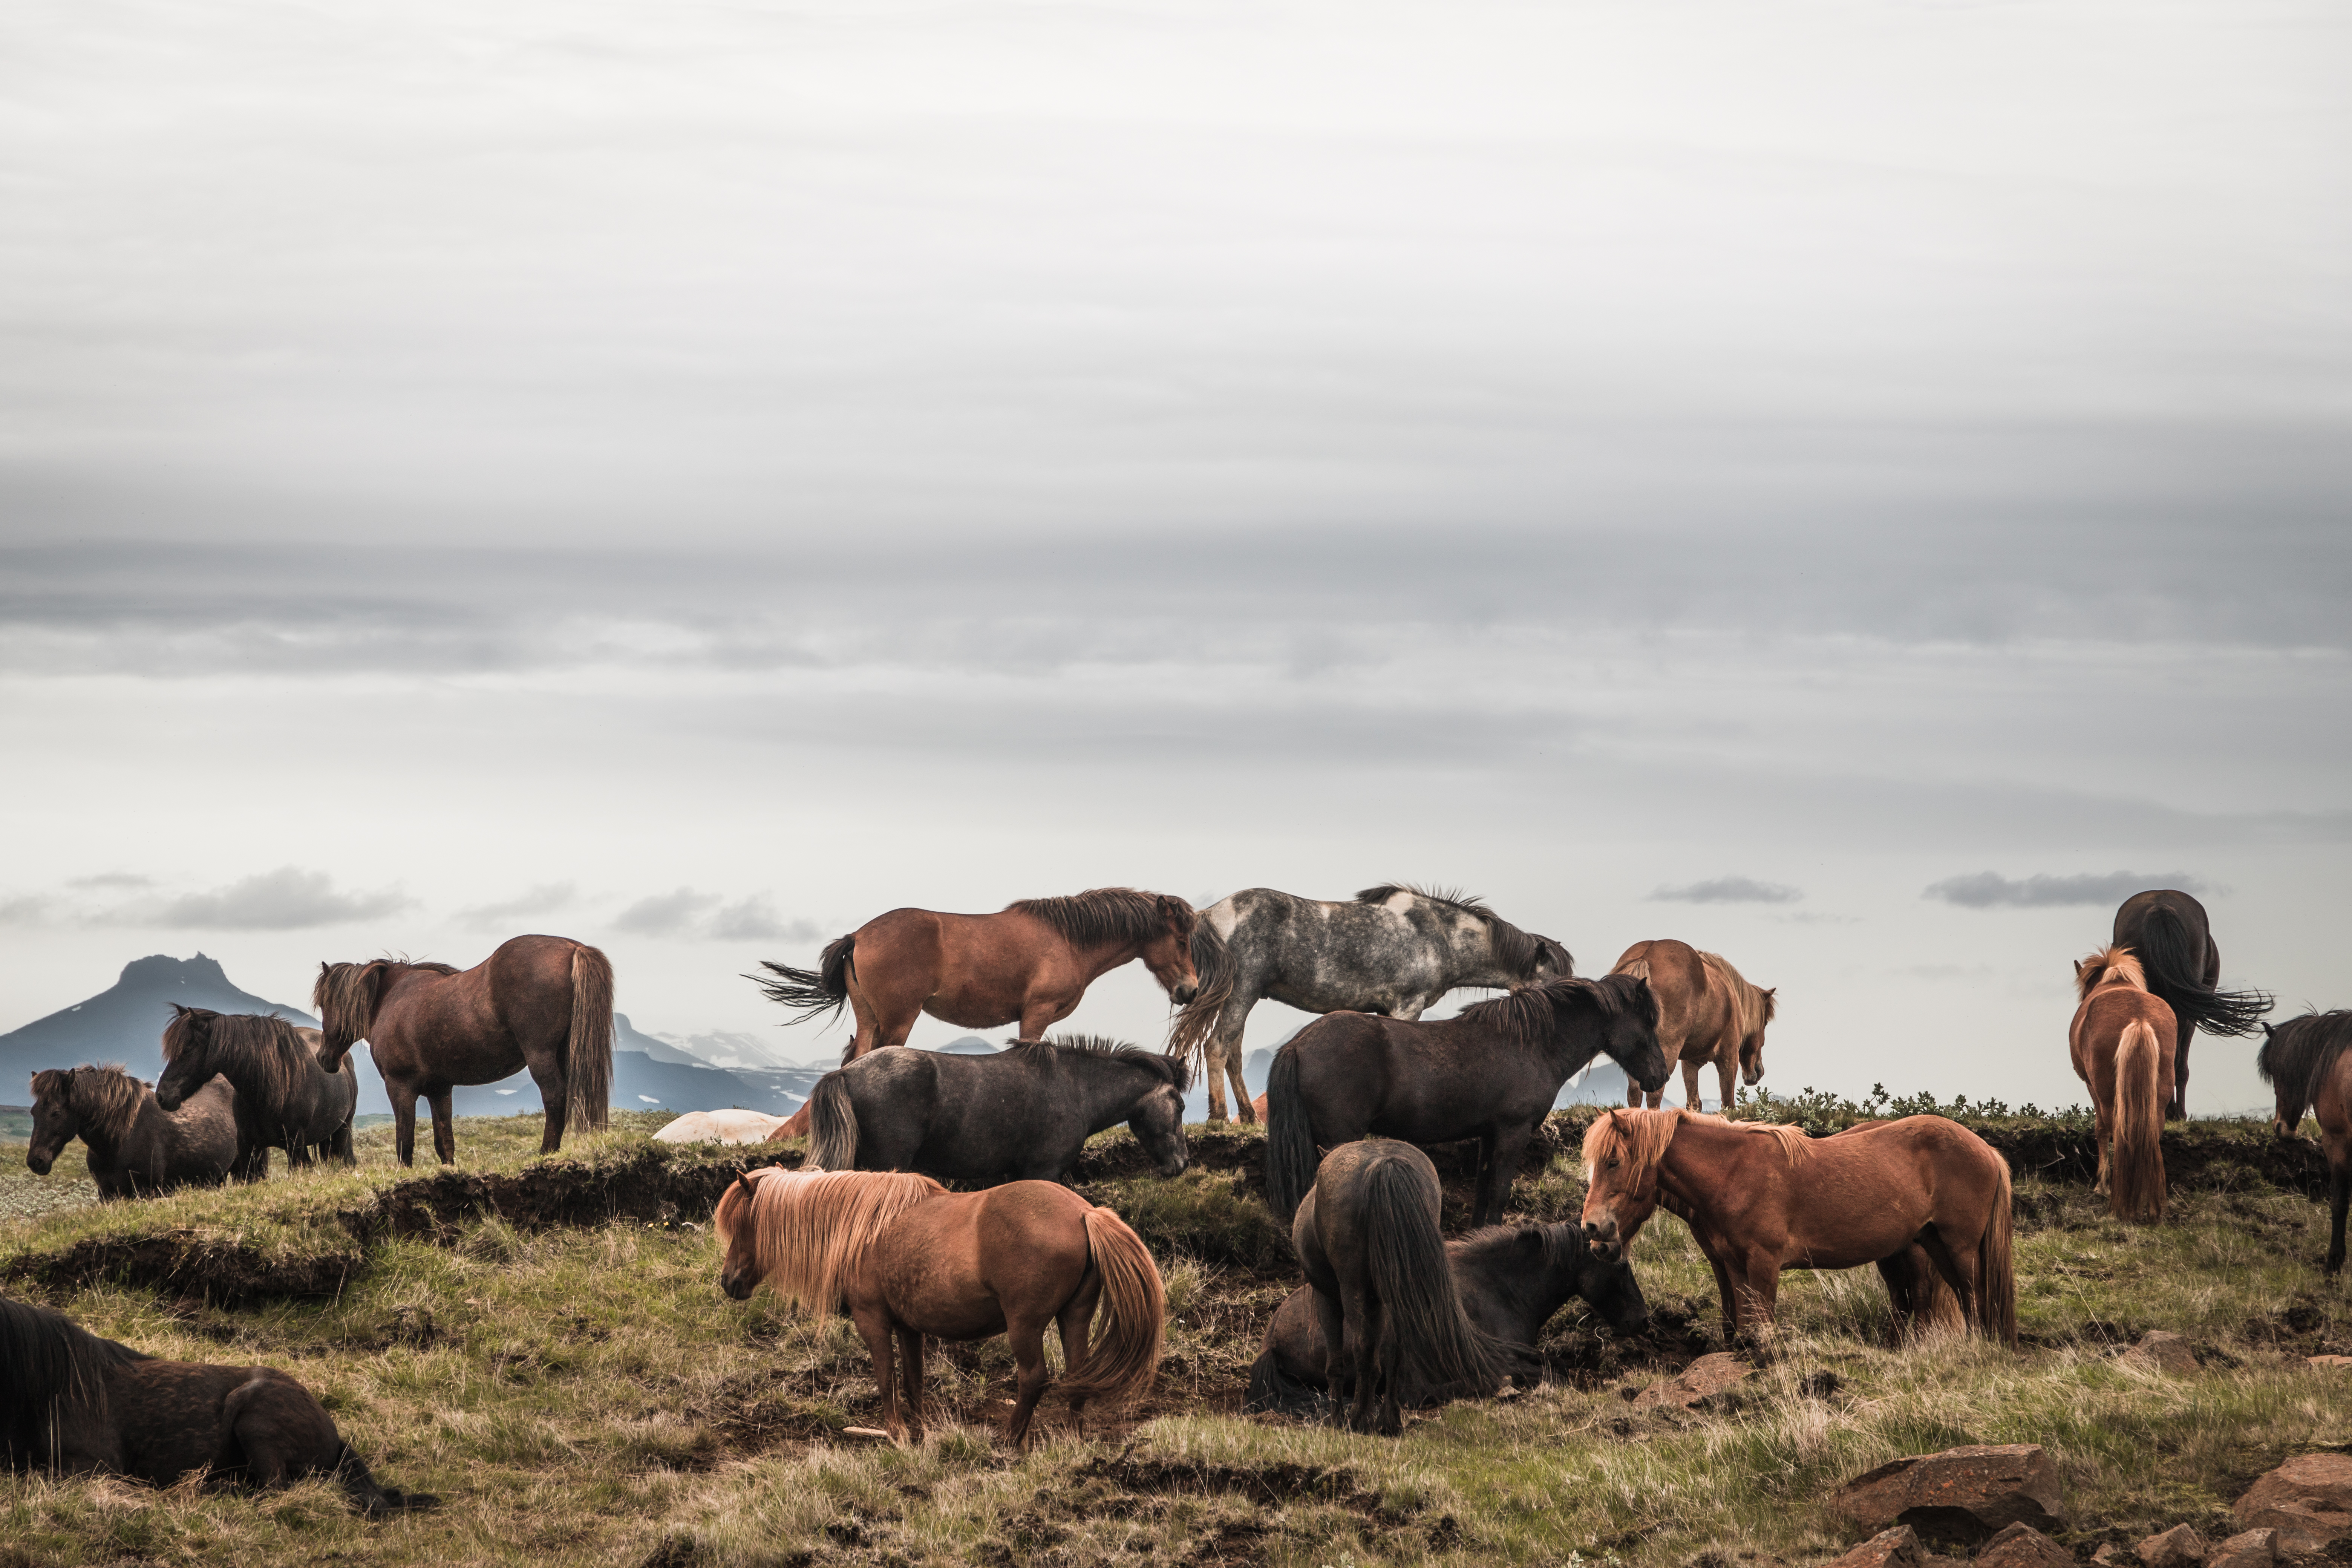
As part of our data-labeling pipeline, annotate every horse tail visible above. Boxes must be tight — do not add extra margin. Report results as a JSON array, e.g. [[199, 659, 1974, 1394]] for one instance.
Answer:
[[1361, 1153, 1500, 1399], [566, 943, 614, 1134], [2111, 1020, 2168, 1222], [1059, 1206, 1165, 1411], [1264, 1043, 1317, 1223], [804, 1072, 858, 1171], [2135, 905, 2272, 1037], [1245, 1340, 1325, 1416], [749, 936, 857, 1029], [1976, 1148, 2017, 1347], [1167, 919, 1235, 1067]]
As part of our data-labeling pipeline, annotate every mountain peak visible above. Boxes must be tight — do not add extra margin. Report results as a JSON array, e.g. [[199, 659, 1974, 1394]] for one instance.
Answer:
[[118, 952, 232, 988]]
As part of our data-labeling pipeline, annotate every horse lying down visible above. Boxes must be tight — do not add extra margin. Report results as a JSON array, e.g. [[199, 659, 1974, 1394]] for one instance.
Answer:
[[1247, 1214, 1651, 1415], [0, 1298, 436, 1516], [652, 1109, 793, 1145]]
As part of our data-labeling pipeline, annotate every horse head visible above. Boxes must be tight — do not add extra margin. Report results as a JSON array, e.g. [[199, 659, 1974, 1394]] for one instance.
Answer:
[[24, 1069, 78, 1176], [1738, 988, 1778, 1088], [1579, 1107, 1673, 1264], [712, 1171, 772, 1300], [1126, 1054, 1191, 1178], [312, 960, 394, 1070], [1142, 896, 1201, 1006], [1600, 975, 1670, 1096], [1571, 1229, 1652, 1337], [154, 1004, 216, 1112]]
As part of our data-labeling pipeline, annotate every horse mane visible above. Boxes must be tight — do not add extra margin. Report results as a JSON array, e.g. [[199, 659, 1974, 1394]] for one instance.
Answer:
[[1582, 1107, 1808, 1185], [715, 1168, 945, 1315], [0, 1297, 145, 1461], [1700, 951, 1776, 1036], [31, 1065, 145, 1142], [313, 955, 461, 1048], [164, 1005, 313, 1106], [2257, 1010, 2352, 1109], [1006, 888, 1194, 950], [1455, 973, 1655, 1049], [1452, 1220, 1574, 1271], [1009, 1034, 1194, 1093], [1355, 884, 1569, 979], [2075, 944, 2148, 1001]]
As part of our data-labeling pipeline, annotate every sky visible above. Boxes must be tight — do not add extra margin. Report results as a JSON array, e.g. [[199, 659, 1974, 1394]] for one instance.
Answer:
[[3, 0, 2347, 1111]]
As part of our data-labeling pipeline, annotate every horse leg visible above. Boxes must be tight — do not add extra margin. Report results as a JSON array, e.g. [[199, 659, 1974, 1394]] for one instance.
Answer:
[[1056, 1288, 1099, 1435], [1735, 1256, 1781, 1348], [1311, 1287, 1348, 1421], [1003, 1311, 1057, 1450], [851, 1305, 904, 1444], [1706, 1255, 1739, 1343], [1342, 1284, 1380, 1433], [1681, 1056, 1703, 1112], [895, 1326, 928, 1445], [2091, 1096, 2113, 1194], [2172, 1011, 2195, 1121], [427, 1089, 457, 1165], [1223, 1037, 1254, 1127], [389, 1083, 421, 1168], [2329, 1165, 2351, 1276], [1718, 1055, 1738, 1116], [1917, 1228, 1977, 1331], [1477, 1124, 1534, 1230]]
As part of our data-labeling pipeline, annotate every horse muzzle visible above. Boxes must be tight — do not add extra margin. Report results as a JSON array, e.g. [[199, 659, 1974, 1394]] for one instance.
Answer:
[[25, 1149, 55, 1176], [719, 1269, 756, 1302], [1170, 982, 1199, 1006]]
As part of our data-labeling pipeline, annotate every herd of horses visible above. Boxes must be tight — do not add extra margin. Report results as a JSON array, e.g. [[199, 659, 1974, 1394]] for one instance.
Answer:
[[12, 878, 2351, 1506]]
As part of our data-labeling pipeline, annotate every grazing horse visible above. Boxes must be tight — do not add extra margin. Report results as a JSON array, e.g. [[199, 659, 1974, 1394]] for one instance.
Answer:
[[2069, 946, 2174, 1222], [1173, 885, 1574, 1124], [26, 1066, 262, 1196], [1264, 973, 1666, 1228], [314, 934, 614, 1166], [1580, 1109, 2015, 1346], [1248, 1216, 1647, 1413], [714, 1167, 1164, 1448], [156, 1006, 357, 1168], [1291, 1139, 1505, 1434], [652, 1109, 793, 1145], [799, 1036, 1189, 1183], [2256, 1009, 2352, 1273], [0, 1298, 433, 1515], [2113, 889, 2271, 1118], [1609, 940, 1777, 1111]]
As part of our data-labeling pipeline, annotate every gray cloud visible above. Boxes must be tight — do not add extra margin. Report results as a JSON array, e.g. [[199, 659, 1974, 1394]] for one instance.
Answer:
[[708, 898, 824, 945], [66, 872, 152, 889], [608, 889, 817, 943], [0, 894, 55, 926], [456, 882, 577, 932], [126, 867, 413, 930], [611, 889, 721, 937], [1922, 871, 2208, 910], [1652, 876, 1804, 905]]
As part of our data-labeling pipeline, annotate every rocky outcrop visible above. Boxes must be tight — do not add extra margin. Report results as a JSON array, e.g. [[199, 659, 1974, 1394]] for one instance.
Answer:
[[2234, 1453, 2352, 1554], [1975, 1521, 2073, 1568], [1822, 1526, 1921, 1568], [2135, 1523, 2207, 1568], [1630, 1352, 1751, 1410], [1833, 1444, 2066, 1543], [2207, 1528, 2276, 1568]]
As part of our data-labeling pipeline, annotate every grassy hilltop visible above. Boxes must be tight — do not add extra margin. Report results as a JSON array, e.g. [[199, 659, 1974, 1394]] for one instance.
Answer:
[[5, 1111, 2352, 1567]]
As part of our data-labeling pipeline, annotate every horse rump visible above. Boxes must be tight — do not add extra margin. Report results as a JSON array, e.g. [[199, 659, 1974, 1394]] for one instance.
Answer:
[[2110, 1019, 2168, 1222], [2135, 905, 2271, 1037], [1359, 1156, 1501, 1404], [749, 934, 857, 1031], [805, 1071, 859, 1171], [1263, 1042, 1318, 1223], [1056, 1206, 1165, 1414]]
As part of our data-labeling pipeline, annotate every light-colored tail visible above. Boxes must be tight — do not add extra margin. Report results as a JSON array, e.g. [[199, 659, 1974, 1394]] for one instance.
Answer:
[[1058, 1207, 1165, 1412], [805, 1073, 857, 1171], [2110, 1020, 2168, 1222], [1978, 1155, 2017, 1347], [567, 944, 614, 1133]]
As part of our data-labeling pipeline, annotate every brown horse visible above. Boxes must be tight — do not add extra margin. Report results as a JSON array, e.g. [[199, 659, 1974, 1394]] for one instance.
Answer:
[[715, 1167, 1164, 1448], [26, 1065, 264, 1196], [2069, 945, 2174, 1222], [1580, 1109, 2014, 1346], [2256, 1009, 2352, 1272], [313, 934, 614, 1166], [1609, 940, 1776, 1111], [753, 889, 1199, 1136]]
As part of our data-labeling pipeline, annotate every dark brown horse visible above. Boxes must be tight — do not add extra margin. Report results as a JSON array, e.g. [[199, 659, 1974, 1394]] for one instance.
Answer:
[[1580, 1109, 2015, 1346], [1264, 973, 1667, 1228], [26, 1066, 263, 1196], [715, 1168, 1164, 1448], [2256, 1009, 2352, 1272], [2069, 946, 2174, 1222], [314, 934, 614, 1166], [2113, 889, 2271, 1118], [1291, 1139, 1506, 1434], [753, 888, 1200, 1137], [157, 1006, 358, 1168], [0, 1298, 433, 1515], [1609, 940, 1776, 1111]]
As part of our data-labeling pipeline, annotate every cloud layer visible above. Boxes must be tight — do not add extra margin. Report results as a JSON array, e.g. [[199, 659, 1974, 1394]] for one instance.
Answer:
[[1652, 877, 1804, 906], [1922, 872, 2208, 910]]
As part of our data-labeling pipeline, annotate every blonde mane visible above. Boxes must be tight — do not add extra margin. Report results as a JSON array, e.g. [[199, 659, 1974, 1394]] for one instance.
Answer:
[[2075, 944, 2148, 1001], [1700, 950, 1777, 1038], [715, 1168, 944, 1314], [1581, 1106, 1809, 1185]]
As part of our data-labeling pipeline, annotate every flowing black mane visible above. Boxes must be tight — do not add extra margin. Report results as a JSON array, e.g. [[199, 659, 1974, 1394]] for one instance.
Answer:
[[1007, 1034, 1193, 1093], [1454, 974, 1654, 1049], [2258, 1010, 2352, 1111], [164, 1006, 315, 1107], [1007, 888, 1194, 949], [0, 1298, 145, 1463], [1354, 884, 1571, 980]]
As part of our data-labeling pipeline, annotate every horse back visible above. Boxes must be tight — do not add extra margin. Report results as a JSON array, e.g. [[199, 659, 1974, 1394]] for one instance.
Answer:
[[128, 1075, 241, 1187], [1295, 1012, 1557, 1144], [1610, 940, 1716, 1048], [107, 1360, 333, 1487]]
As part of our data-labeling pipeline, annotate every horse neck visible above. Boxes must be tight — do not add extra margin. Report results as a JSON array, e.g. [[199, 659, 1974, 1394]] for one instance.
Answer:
[[1648, 1116, 1716, 1220], [1439, 919, 1521, 990], [1069, 936, 1155, 989], [1073, 1057, 1157, 1134]]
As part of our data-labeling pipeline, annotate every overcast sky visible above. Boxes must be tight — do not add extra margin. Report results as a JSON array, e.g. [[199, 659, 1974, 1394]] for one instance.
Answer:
[[4, 0, 2347, 1110]]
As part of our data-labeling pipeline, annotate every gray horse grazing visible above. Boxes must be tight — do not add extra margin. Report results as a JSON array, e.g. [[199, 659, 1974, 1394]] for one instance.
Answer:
[[800, 1036, 1190, 1182], [1171, 885, 1573, 1123]]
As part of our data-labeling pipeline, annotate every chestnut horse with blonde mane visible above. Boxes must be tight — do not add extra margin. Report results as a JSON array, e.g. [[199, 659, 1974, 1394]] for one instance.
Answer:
[[714, 1167, 1164, 1447], [752, 888, 1200, 1138], [1609, 940, 1776, 1111], [1580, 1109, 2014, 1345], [2070, 945, 2174, 1222]]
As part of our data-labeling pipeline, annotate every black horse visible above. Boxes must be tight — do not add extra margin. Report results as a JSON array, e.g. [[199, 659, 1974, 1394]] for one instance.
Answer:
[[0, 1297, 433, 1514], [1292, 1138, 1504, 1434], [157, 1006, 358, 1168], [26, 1065, 264, 1197], [1248, 1216, 1648, 1414], [2114, 889, 2272, 1117], [2256, 1009, 2352, 1272], [802, 1036, 1189, 1182], [1265, 973, 1666, 1227]]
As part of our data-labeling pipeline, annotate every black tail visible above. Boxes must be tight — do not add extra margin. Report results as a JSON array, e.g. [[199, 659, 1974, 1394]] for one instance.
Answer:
[[1361, 1155, 1501, 1402], [1265, 1044, 1318, 1223], [1167, 920, 1235, 1068], [334, 1443, 439, 1517], [749, 935, 856, 1028], [805, 1071, 858, 1171], [1245, 1341, 1329, 1416], [2137, 907, 2271, 1038]]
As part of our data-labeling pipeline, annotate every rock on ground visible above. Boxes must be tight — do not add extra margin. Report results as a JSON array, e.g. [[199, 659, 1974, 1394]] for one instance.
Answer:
[[1833, 1444, 2067, 1540], [2122, 1331, 2199, 1375], [2135, 1522, 2207, 1568], [1974, 1521, 2073, 1568], [1631, 1352, 1752, 1410], [2207, 1528, 2276, 1568], [1824, 1525, 1922, 1568], [2234, 1453, 2352, 1554]]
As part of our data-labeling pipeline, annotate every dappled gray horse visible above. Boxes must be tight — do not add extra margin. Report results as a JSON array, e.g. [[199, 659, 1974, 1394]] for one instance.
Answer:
[[1170, 885, 1573, 1122]]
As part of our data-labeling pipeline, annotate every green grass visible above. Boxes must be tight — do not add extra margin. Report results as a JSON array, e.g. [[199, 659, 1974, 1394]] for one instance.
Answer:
[[5, 1118, 2352, 1566]]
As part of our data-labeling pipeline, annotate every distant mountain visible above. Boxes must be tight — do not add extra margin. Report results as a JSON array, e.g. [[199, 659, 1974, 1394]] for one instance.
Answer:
[[936, 1035, 997, 1055], [0, 954, 319, 1101]]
